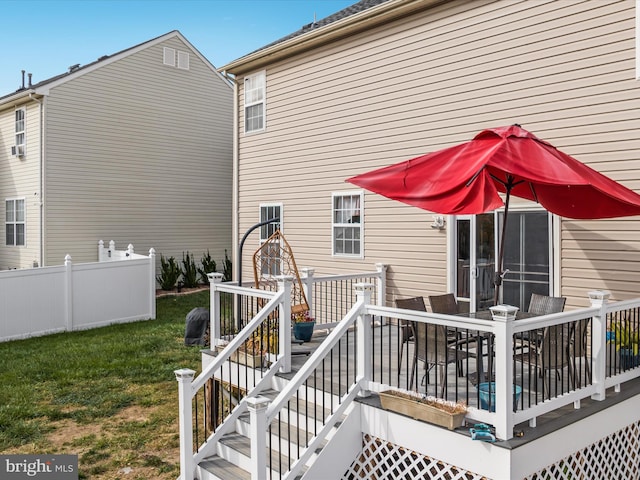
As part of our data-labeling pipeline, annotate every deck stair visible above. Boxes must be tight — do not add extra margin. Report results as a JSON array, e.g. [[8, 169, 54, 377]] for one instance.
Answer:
[[196, 364, 349, 480]]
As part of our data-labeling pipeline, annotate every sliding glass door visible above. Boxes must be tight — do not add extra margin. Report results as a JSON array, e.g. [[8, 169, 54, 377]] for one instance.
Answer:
[[454, 210, 552, 312]]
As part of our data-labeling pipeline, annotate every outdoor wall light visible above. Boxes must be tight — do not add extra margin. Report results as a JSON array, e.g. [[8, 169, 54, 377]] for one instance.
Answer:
[[431, 215, 446, 230]]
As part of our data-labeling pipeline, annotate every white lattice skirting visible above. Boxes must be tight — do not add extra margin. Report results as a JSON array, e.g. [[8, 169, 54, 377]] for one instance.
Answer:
[[343, 422, 640, 479], [524, 420, 640, 480], [342, 434, 485, 480]]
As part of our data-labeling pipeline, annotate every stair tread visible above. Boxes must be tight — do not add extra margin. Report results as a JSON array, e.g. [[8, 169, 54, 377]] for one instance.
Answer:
[[238, 414, 316, 443], [218, 432, 303, 471], [200, 454, 250, 480], [256, 388, 334, 419]]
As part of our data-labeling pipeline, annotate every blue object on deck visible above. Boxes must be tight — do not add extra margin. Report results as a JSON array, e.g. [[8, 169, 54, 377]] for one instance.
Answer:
[[478, 382, 522, 412], [470, 423, 496, 442]]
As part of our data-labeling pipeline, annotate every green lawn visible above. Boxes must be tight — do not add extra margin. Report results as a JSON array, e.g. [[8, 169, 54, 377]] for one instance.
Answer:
[[0, 291, 208, 480]]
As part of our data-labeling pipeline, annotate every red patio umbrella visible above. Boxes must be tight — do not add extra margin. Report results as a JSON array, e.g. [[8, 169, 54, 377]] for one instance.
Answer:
[[347, 124, 640, 305]]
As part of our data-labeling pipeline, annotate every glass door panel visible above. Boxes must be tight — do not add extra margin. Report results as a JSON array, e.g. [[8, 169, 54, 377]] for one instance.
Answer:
[[475, 214, 495, 311], [500, 211, 550, 310], [455, 214, 495, 312], [456, 218, 471, 312]]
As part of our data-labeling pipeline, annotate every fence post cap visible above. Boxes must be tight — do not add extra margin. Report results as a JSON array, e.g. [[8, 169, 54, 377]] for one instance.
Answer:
[[174, 369, 195, 380]]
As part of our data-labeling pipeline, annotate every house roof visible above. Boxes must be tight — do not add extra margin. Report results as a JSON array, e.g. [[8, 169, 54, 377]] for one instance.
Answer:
[[0, 30, 227, 108], [219, 0, 444, 75]]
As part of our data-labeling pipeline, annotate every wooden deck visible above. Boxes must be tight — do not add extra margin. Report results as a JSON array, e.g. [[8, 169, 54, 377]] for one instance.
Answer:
[[279, 323, 640, 447]]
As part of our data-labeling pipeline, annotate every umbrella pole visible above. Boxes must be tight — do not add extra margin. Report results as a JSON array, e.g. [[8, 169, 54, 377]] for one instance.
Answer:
[[493, 182, 512, 306]]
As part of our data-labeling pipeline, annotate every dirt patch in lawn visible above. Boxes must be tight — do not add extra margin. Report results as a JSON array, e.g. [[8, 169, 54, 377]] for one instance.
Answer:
[[5, 405, 181, 479]]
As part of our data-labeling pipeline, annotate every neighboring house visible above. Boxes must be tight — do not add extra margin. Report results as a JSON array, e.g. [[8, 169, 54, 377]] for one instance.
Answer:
[[0, 30, 232, 272], [219, 0, 640, 312]]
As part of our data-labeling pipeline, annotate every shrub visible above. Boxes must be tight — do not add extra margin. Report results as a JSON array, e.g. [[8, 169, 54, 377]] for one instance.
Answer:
[[222, 249, 232, 282], [181, 252, 199, 288], [157, 255, 181, 290], [198, 250, 217, 284]]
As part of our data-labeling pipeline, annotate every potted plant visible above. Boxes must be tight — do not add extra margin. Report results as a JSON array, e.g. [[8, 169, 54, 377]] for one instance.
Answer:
[[292, 309, 315, 342], [611, 318, 640, 369], [378, 388, 467, 430], [216, 326, 277, 368]]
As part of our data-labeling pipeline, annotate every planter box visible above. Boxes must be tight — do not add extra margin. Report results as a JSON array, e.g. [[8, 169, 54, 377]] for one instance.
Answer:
[[379, 390, 466, 430], [216, 345, 264, 368]]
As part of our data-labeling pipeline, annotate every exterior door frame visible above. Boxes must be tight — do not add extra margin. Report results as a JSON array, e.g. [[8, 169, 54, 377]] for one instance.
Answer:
[[446, 205, 559, 311]]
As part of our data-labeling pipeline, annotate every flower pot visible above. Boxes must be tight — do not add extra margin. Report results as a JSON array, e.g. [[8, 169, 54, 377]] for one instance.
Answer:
[[618, 348, 640, 369], [293, 321, 315, 342], [477, 382, 522, 412], [378, 390, 466, 430]]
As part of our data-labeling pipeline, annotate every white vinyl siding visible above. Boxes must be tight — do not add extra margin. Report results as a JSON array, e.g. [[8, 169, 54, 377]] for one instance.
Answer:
[[38, 33, 232, 268], [0, 101, 41, 268], [244, 71, 265, 133], [235, 0, 640, 306], [5, 198, 25, 246]]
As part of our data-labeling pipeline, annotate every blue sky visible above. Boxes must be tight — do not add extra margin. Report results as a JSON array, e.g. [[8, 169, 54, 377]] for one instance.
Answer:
[[0, 0, 355, 95]]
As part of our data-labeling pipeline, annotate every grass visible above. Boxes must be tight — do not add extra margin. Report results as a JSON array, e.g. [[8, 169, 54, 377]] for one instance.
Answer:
[[0, 290, 208, 479]]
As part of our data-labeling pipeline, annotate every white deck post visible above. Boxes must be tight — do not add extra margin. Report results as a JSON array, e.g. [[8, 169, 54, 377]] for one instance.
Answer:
[[278, 275, 293, 373], [64, 255, 73, 332], [127, 243, 134, 258], [589, 290, 610, 401], [98, 240, 105, 262], [356, 283, 374, 397], [247, 396, 270, 480], [175, 369, 195, 480], [208, 273, 224, 348], [375, 263, 388, 307], [149, 248, 156, 319], [490, 305, 518, 440], [301, 267, 314, 318]]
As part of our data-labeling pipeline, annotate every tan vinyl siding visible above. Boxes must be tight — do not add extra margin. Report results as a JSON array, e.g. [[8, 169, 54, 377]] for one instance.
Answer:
[[236, 0, 640, 307], [42, 35, 232, 270], [0, 101, 42, 269]]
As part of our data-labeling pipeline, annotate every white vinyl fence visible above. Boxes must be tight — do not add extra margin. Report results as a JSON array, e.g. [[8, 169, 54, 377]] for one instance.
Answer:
[[0, 241, 156, 343]]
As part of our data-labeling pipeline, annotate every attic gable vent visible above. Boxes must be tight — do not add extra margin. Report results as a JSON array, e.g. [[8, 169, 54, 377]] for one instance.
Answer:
[[163, 47, 189, 70], [177, 51, 189, 70], [163, 47, 176, 67]]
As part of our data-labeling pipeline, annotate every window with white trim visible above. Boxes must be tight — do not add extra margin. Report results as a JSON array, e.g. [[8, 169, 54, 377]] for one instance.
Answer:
[[244, 71, 265, 133], [15, 109, 25, 147], [6, 198, 25, 246], [259, 204, 282, 276], [332, 192, 363, 257]]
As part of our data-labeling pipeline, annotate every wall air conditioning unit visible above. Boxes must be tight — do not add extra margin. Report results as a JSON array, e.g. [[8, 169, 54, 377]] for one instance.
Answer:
[[11, 145, 25, 158]]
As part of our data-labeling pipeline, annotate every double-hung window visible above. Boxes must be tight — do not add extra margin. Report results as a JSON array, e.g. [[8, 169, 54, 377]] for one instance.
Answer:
[[259, 204, 282, 276], [6, 198, 25, 246], [15, 109, 25, 152], [244, 71, 265, 133], [332, 192, 363, 257]]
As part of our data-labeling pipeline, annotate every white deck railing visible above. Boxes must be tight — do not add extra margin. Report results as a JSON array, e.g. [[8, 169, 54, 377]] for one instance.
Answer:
[[176, 273, 640, 479]]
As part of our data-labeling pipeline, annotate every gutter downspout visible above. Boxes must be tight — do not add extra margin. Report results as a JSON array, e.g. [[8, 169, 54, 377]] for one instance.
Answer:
[[29, 93, 44, 268], [229, 73, 240, 283]]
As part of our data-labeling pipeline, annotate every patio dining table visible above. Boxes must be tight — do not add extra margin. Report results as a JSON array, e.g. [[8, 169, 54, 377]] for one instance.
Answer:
[[457, 310, 538, 386]]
